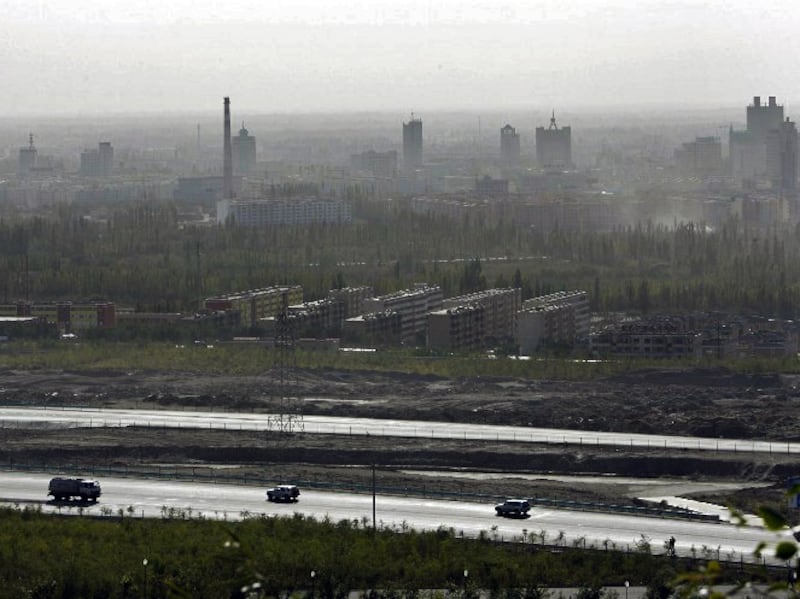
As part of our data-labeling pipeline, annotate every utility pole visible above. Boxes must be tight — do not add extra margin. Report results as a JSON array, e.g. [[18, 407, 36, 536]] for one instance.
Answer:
[[372, 463, 376, 532]]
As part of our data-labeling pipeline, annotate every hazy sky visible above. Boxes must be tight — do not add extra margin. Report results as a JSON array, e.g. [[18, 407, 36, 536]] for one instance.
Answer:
[[2, 0, 798, 116]]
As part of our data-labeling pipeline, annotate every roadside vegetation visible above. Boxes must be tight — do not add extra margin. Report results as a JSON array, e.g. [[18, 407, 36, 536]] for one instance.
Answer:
[[0, 505, 781, 599], [2, 340, 799, 379]]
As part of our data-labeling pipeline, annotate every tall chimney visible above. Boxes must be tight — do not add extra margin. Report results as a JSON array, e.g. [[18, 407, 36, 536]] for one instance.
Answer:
[[223, 96, 233, 199]]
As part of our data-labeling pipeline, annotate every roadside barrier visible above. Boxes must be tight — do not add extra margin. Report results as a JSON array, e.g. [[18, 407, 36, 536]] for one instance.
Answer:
[[0, 404, 795, 455]]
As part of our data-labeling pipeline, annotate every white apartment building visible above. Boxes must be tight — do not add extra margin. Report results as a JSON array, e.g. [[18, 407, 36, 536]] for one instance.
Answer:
[[217, 197, 351, 226], [362, 284, 443, 344], [443, 288, 522, 341], [517, 290, 589, 354]]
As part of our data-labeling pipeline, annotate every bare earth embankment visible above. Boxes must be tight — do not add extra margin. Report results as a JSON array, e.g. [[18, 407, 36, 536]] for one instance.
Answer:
[[1, 366, 799, 513]]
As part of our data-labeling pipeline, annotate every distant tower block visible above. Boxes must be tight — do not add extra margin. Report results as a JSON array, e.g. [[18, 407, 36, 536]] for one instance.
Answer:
[[403, 114, 423, 169], [500, 124, 520, 166], [98, 142, 114, 176], [731, 95, 788, 184], [767, 117, 798, 193], [223, 97, 233, 198], [17, 133, 37, 178], [233, 122, 256, 175], [746, 95, 784, 143], [535, 110, 572, 168]]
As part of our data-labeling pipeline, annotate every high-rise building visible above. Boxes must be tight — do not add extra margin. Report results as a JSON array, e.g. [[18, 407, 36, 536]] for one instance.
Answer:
[[500, 124, 520, 166], [731, 96, 788, 185], [233, 123, 256, 175], [98, 142, 114, 177], [80, 142, 114, 177], [767, 118, 798, 193], [674, 136, 723, 177], [747, 96, 784, 143], [223, 97, 233, 199], [535, 111, 571, 168], [17, 133, 37, 178], [402, 115, 423, 170]]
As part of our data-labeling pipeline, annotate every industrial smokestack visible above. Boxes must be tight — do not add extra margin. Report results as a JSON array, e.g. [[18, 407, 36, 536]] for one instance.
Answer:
[[223, 97, 233, 199]]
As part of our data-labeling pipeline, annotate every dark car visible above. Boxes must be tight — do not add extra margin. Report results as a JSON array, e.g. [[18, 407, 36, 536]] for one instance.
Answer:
[[266, 485, 300, 503], [494, 499, 531, 518]]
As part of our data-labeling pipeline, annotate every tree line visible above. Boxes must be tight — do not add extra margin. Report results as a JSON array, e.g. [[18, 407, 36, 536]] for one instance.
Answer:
[[0, 201, 798, 319]]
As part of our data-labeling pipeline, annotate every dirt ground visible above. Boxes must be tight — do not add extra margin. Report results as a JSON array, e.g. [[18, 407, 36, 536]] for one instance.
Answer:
[[2, 365, 800, 515]]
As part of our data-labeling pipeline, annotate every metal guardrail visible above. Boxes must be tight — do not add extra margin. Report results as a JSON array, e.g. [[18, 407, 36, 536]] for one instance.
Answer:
[[0, 403, 796, 456]]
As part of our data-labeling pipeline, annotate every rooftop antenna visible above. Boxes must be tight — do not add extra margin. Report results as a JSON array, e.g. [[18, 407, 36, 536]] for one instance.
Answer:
[[549, 109, 558, 130]]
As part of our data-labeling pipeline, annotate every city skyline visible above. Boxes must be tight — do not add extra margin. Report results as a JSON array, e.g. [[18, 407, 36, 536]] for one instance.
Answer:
[[2, 0, 799, 116]]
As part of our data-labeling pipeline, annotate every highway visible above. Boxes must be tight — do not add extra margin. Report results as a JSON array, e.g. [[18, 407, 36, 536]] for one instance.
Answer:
[[0, 472, 785, 564], [0, 406, 796, 454]]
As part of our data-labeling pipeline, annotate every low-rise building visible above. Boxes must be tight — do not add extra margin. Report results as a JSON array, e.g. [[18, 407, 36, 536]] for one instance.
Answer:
[[592, 320, 702, 359], [0, 315, 51, 338], [739, 329, 799, 357], [475, 176, 509, 197], [0, 301, 116, 333]]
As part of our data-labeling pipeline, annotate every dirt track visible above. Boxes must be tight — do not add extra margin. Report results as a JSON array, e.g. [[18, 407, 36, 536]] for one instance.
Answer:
[[2, 366, 799, 512]]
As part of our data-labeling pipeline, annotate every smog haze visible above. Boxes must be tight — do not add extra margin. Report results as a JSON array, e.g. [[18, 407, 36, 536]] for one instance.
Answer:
[[3, 0, 799, 116]]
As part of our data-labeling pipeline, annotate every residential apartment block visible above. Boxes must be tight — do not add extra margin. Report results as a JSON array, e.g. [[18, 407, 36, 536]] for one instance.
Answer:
[[328, 287, 375, 319], [591, 318, 702, 359], [205, 286, 303, 328], [287, 298, 346, 337], [517, 290, 589, 354], [343, 311, 402, 346], [427, 304, 485, 352], [443, 288, 521, 342], [216, 197, 351, 226], [362, 284, 443, 343]]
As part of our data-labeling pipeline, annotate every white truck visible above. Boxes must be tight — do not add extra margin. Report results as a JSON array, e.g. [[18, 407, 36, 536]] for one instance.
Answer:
[[48, 477, 102, 502]]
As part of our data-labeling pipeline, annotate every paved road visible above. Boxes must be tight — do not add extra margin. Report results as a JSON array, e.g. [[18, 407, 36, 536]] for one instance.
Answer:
[[0, 472, 787, 564], [0, 406, 795, 455]]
